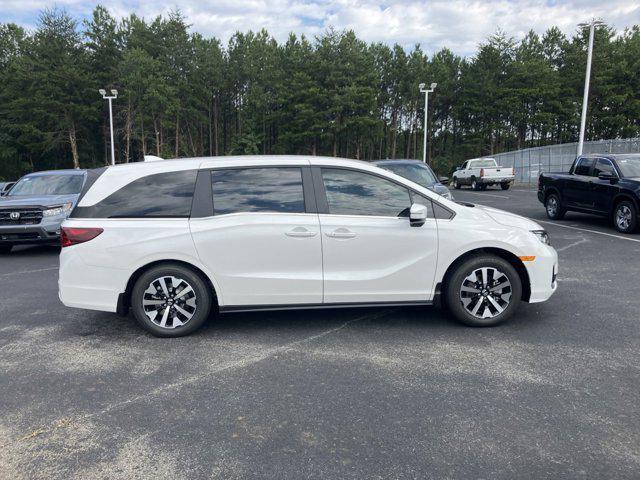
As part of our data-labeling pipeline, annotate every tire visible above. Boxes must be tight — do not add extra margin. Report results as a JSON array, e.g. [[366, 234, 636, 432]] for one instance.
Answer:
[[445, 255, 522, 327], [0, 244, 12, 254], [130, 263, 213, 337], [453, 178, 461, 190], [479, 184, 487, 191], [545, 192, 565, 220], [471, 178, 480, 191], [501, 183, 510, 190], [613, 200, 638, 233]]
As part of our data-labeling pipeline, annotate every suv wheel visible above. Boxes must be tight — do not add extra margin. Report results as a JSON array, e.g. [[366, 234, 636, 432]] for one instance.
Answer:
[[613, 200, 637, 233], [445, 255, 522, 327], [131, 264, 213, 337], [545, 193, 565, 220], [453, 178, 461, 190], [0, 244, 12, 254]]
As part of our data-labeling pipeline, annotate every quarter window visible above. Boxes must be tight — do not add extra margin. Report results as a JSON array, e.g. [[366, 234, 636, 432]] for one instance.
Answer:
[[71, 170, 197, 218], [211, 168, 305, 215], [321, 168, 411, 217]]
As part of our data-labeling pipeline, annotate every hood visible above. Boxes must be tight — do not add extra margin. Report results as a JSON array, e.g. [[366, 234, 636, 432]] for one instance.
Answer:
[[476, 204, 543, 231], [0, 193, 79, 208], [430, 183, 451, 196]]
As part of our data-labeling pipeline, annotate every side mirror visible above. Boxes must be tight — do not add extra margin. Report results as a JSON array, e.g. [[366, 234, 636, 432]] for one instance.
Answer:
[[409, 203, 428, 227], [438, 176, 449, 184], [598, 172, 617, 183]]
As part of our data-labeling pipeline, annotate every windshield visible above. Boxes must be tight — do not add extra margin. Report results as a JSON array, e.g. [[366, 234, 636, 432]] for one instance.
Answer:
[[471, 159, 497, 168], [382, 163, 438, 188], [9, 174, 84, 196], [616, 156, 640, 178]]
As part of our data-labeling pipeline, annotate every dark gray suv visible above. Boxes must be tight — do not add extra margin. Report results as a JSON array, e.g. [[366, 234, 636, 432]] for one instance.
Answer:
[[0, 170, 86, 253]]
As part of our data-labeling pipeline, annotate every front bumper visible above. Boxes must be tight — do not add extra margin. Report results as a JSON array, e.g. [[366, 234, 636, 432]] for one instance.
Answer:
[[0, 213, 70, 245], [525, 246, 558, 303]]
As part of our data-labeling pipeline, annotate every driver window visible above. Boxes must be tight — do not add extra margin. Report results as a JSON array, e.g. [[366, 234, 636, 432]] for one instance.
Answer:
[[321, 168, 411, 217], [593, 159, 616, 177]]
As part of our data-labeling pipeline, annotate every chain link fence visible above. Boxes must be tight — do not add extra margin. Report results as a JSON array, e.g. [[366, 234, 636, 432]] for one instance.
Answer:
[[479, 138, 640, 187]]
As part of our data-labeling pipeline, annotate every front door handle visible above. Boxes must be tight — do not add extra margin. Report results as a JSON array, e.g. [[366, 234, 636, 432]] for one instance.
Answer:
[[285, 227, 317, 238], [326, 228, 356, 239]]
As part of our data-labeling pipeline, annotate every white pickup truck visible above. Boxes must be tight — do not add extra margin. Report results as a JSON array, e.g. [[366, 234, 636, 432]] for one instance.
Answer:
[[452, 158, 515, 191]]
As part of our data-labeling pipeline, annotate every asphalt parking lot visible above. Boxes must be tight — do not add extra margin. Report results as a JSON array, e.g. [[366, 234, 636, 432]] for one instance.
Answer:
[[1, 187, 639, 479]]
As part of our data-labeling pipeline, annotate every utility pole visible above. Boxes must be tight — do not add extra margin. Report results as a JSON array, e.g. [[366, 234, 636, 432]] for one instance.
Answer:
[[99, 89, 118, 165], [419, 82, 437, 163], [577, 19, 605, 156]]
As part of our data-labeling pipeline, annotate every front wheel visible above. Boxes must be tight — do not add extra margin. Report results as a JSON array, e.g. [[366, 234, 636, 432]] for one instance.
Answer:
[[445, 255, 522, 327], [131, 263, 213, 337], [613, 200, 637, 233], [0, 244, 12, 254], [453, 178, 461, 189], [501, 183, 510, 190]]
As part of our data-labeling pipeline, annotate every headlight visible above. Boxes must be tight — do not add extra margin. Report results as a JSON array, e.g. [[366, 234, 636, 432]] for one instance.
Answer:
[[441, 190, 453, 200], [531, 230, 550, 245], [43, 202, 73, 217]]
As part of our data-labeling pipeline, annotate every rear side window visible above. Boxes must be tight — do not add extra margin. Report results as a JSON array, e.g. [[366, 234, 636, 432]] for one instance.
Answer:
[[211, 167, 305, 215], [72, 170, 197, 218], [574, 158, 594, 176]]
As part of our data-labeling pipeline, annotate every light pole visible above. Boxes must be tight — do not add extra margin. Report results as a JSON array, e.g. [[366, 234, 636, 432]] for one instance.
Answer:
[[419, 82, 437, 164], [577, 19, 605, 156], [99, 88, 118, 165]]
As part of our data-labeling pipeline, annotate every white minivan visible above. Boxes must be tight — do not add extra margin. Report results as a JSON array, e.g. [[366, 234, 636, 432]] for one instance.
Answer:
[[59, 156, 557, 337]]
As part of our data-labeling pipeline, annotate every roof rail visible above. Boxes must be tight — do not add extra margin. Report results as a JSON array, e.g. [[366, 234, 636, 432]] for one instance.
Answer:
[[144, 155, 164, 162]]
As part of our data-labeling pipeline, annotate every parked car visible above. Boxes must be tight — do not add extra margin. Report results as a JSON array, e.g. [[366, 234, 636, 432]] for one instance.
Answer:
[[59, 155, 557, 337], [453, 158, 515, 190], [373, 159, 454, 200], [0, 181, 15, 196], [0, 169, 87, 253], [538, 154, 640, 233]]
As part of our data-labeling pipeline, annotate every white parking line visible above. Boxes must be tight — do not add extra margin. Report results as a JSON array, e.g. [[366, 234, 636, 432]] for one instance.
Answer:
[[537, 220, 640, 243], [0, 266, 58, 278], [458, 191, 510, 199]]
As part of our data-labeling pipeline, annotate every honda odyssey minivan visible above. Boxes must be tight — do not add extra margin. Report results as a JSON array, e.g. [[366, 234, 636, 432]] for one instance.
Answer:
[[59, 155, 557, 337]]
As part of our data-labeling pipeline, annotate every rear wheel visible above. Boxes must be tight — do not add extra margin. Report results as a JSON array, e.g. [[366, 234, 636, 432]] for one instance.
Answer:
[[131, 264, 213, 337], [545, 193, 565, 220], [501, 183, 510, 190], [613, 200, 637, 233], [445, 255, 522, 327], [453, 178, 461, 189], [0, 244, 12, 254], [471, 178, 480, 191]]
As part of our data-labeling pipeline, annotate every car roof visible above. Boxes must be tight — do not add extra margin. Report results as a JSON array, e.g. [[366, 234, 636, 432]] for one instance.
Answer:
[[23, 169, 86, 177], [373, 159, 423, 165], [578, 153, 640, 161]]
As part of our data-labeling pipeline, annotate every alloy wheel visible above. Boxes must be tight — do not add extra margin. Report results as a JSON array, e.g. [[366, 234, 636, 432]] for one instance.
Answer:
[[547, 196, 558, 217], [459, 267, 512, 319], [142, 276, 197, 329], [615, 205, 632, 231]]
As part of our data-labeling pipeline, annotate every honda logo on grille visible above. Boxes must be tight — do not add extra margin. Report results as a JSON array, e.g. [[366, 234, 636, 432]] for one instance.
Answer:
[[10, 212, 20, 220]]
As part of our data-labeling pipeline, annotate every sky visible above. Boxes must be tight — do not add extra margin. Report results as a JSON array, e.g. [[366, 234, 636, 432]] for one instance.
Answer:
[[1, 0, 639, 56]]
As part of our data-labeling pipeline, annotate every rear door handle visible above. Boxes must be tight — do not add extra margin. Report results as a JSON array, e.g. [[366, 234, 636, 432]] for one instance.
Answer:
[[285, 227, 317, 238], [326, 228, 356, 239]]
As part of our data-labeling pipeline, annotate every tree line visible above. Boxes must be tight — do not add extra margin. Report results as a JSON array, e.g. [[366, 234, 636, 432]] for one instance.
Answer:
[[1, 7, 639, 180]]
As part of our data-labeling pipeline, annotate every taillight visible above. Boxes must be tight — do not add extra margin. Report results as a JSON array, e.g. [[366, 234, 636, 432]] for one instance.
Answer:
[[512, 167, 516, 176], [61, 227, 103, 247], [480, 168, 484, 177]]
